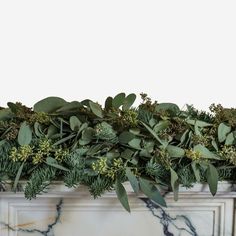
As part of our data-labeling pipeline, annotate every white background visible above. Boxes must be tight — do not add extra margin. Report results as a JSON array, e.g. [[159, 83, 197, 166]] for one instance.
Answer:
[[0, 1, 235, 110]]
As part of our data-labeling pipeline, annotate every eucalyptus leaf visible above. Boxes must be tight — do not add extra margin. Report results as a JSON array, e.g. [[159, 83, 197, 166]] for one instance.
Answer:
[[105, 96, 113, 110], [34, 97, 67, 113], [225, 132, 235, 145], [193, 144, 220, 160], [18, 122, 32, 146], [186, 119, 212, 127], [125, 167, 139, 194], [141, 121, 167, 147], [46, 157, 69, 171], [13, 162, 24, 192], [122, 93, 136, 111], [115, 180, 130, 212], [89, 101, 103, 118], [191, 161, 201, 182], [119, 131, 135, 144], [155, 103, 180, 116], [153, 120, 170, 133], [206, 164, 218, 196], [70, 116, 81, 131], [170, 168, 179, 201], [112, 93, 126, 109], [0, 108, 14, 121], [128, 138, 142, 150], [139, 178, 166, 207], [218, 123, 231, 143], [166, 145, 185, 158]]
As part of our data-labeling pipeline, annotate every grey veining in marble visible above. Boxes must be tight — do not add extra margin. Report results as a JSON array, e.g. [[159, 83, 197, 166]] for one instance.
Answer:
[[0, 199, 63, 236], [141, 198, 198, 236]]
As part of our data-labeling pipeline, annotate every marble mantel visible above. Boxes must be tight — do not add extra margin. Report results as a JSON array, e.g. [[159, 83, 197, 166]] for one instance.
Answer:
[[0, 182, 236, 236]]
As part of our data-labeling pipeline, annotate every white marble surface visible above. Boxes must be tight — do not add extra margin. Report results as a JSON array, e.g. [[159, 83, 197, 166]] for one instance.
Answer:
[[0, 182, 235, 236]]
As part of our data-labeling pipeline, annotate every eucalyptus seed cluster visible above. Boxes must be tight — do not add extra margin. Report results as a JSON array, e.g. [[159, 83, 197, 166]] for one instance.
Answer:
[[29, 112, 50, 124], [10, 145, 33, 162], [92, 157, 124, 180], [9, 139, 68, 165], [156, 149, 172, 169], [192, 134, 210, 147], [185, 149, 202, 161], [220, 146, 236, 165]]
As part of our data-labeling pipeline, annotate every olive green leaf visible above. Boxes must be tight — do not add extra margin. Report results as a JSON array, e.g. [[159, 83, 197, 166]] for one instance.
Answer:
[[139, 178, 166, 207], [122, 93, 136, 111], [89, 101, 103, 118], [218, 123, 231, 143], [125, 167, 139, 194], [34, 97, 67, 113], [206, 163, 218, 196], [170, 168, 179, 201], [115, 180, 131, 212], [69, 116, 82, 131], [112, 93, 126, 109], [18, 121, 32, 146], [0, 108, 14, 121]]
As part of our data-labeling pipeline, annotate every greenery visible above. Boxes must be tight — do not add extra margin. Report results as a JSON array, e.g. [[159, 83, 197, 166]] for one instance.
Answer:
[[0, 93, 236, 212]]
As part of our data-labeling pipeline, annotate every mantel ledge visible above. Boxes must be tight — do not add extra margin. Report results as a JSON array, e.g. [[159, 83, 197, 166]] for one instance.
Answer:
[[0, 181, 236, 199]]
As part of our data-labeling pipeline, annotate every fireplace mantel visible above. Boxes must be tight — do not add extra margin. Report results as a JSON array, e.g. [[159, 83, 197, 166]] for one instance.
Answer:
[[0, 181, 236, 236]]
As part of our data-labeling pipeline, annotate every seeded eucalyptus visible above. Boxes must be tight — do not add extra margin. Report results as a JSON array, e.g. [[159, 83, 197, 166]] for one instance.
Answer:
[[0, 93, 236, 211]]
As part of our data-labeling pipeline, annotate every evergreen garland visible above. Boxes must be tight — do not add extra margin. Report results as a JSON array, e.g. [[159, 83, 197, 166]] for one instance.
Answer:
[[0, 93, 236, 211]]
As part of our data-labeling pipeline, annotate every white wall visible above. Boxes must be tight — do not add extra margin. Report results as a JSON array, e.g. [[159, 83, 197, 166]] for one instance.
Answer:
[[0, 1, 235, 111]]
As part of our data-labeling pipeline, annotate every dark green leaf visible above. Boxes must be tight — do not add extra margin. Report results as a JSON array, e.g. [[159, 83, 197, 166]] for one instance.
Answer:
[[139, 178, 166, 207], [115, 180, 130, 212], [89, 101, 103, 118], [125, 167, 139, 194], [122, 93, 136, 111], [119, 131, 135, 143], [206, 164, 218, 196], [33, 97, 67, 113], [105, 96, 113, 110], [112, 93, 126, 109]]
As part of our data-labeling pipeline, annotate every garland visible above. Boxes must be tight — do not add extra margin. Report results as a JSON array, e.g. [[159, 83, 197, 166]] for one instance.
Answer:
[[0, 93, 236, 212]]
